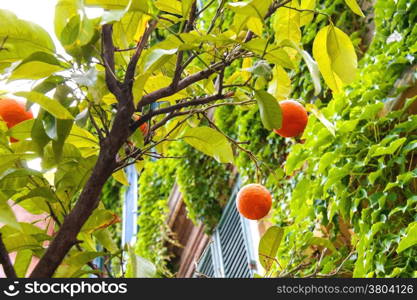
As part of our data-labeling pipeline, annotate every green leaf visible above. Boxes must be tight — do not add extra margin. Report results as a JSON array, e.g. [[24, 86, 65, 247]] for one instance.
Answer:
[[155, 0, 182, 15], [82, 209, 120, 234], [126, 245, 157, 278], [14, 249, 32, 277], [228, 0, 273, 19], [7, 119, 34, 141], [306, 104, 335, 136], [254, 90, 282, 130], [318, 151, 338, 174], [113, 8, 146, 50], [31, 117, 51, 156], [100, 0, 147, 24], [78, 17, 96, 46], [243, 39, 294, 69], [55, 251, 104, 277], [182, 126, 234, 164], [285, 143, 308, 175], [130, 126, 144, 148], [344, 0, 365, 17], [308, 236, 337, 253], [66, 125, 99, 149], [85, 0, 131, 9], [55, 1, 100, 56], [14, 186, 58, 205], [0, 9, 55, 64], [397, 222, 417, 253], [0, 194, 21, 230], [10, 52, 64, 80], [1, 232, 41, 252], [52, 119, 74, 162], [371, 138, 407, 157], [258, 226, 284, 271], [54, 0, 80, 40], [142, 48, 177, 73], [94, 228, 119, 254], [15, 91, 74, 120]]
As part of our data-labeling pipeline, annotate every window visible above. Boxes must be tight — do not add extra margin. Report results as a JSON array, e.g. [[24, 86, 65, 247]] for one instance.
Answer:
[[195, 180, 259, 278]]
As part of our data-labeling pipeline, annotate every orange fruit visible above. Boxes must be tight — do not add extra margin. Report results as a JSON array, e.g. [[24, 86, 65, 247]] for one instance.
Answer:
[[274, 100, 308, 138], [236, 184, 272, 220], [133, 114, 149, 136], [0, 98, 33, 143]]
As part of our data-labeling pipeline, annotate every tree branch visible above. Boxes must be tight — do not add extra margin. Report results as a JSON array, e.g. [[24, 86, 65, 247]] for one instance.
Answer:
[[138, 60, 230, 111], [29, 0, 289, 278], [137, 0, 288, 112], [124, 19, 158, 85], [131, 93, 232, 133], [0, 233, 17, 278], [101, 24, 121, 96], [30, 24, 136, 278]]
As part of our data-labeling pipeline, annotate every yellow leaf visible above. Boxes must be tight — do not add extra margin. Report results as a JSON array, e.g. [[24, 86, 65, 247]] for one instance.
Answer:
[[273, 0, 301, 43], [154, 0, 182, 15], [313, 25, 342, 93], [143, 73, 187, 104], [247, 17, 263, 37], [132, 73, 151, 106], [242, 57, 253, 81], [268, 65, 291, 100], [300, 0, 316, 27], [112, 169, 129, 186], [135, 160, 145, 173], [327, 25, 358, 84], [102, 93, 117, 105], [134, 15, 151, 42], [344, 0, 365, 17], [182, 0, 195, 18], [306, 103, 336, 136]]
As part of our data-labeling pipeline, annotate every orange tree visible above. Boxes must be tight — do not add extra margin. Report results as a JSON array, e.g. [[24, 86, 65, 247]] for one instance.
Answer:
[[0, 0, 362, 278]]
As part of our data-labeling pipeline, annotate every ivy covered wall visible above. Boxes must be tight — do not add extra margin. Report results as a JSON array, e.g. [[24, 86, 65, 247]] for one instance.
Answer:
[[218, 0, 417, 277], [135, 0, 417, 277]]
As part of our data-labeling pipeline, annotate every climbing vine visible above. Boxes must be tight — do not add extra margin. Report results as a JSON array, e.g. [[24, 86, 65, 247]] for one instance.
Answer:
[[134, 0, 417, 278], [216, 0, 417, 278], [136, 159, 176, 276], [136, 141, 232, 274], [172, 141, 231, 233]]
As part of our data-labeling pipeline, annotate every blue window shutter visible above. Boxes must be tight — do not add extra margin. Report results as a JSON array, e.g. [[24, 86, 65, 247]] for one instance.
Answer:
[[195, 246, 215, 278], [195, 179, 258, 278], [122, 164, 138, 246]]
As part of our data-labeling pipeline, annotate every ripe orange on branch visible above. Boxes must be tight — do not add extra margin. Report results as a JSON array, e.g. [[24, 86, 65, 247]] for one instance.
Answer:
[[274, 100, 308, 138], [236, 184, 272, 220], [133, 114, 149, 136], [0, 98, 34, 142]]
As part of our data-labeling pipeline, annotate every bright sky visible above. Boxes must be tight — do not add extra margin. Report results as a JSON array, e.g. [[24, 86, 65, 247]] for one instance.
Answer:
[[0, 1, 58, 169], [0, 1, 96, 170], [0, 0, 58, 93], [0, 0, 103, 93], [0, 0, 57, 36]]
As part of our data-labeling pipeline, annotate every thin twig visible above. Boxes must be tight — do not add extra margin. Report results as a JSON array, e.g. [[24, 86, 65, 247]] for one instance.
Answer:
[[124, 19, 158, 85]]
